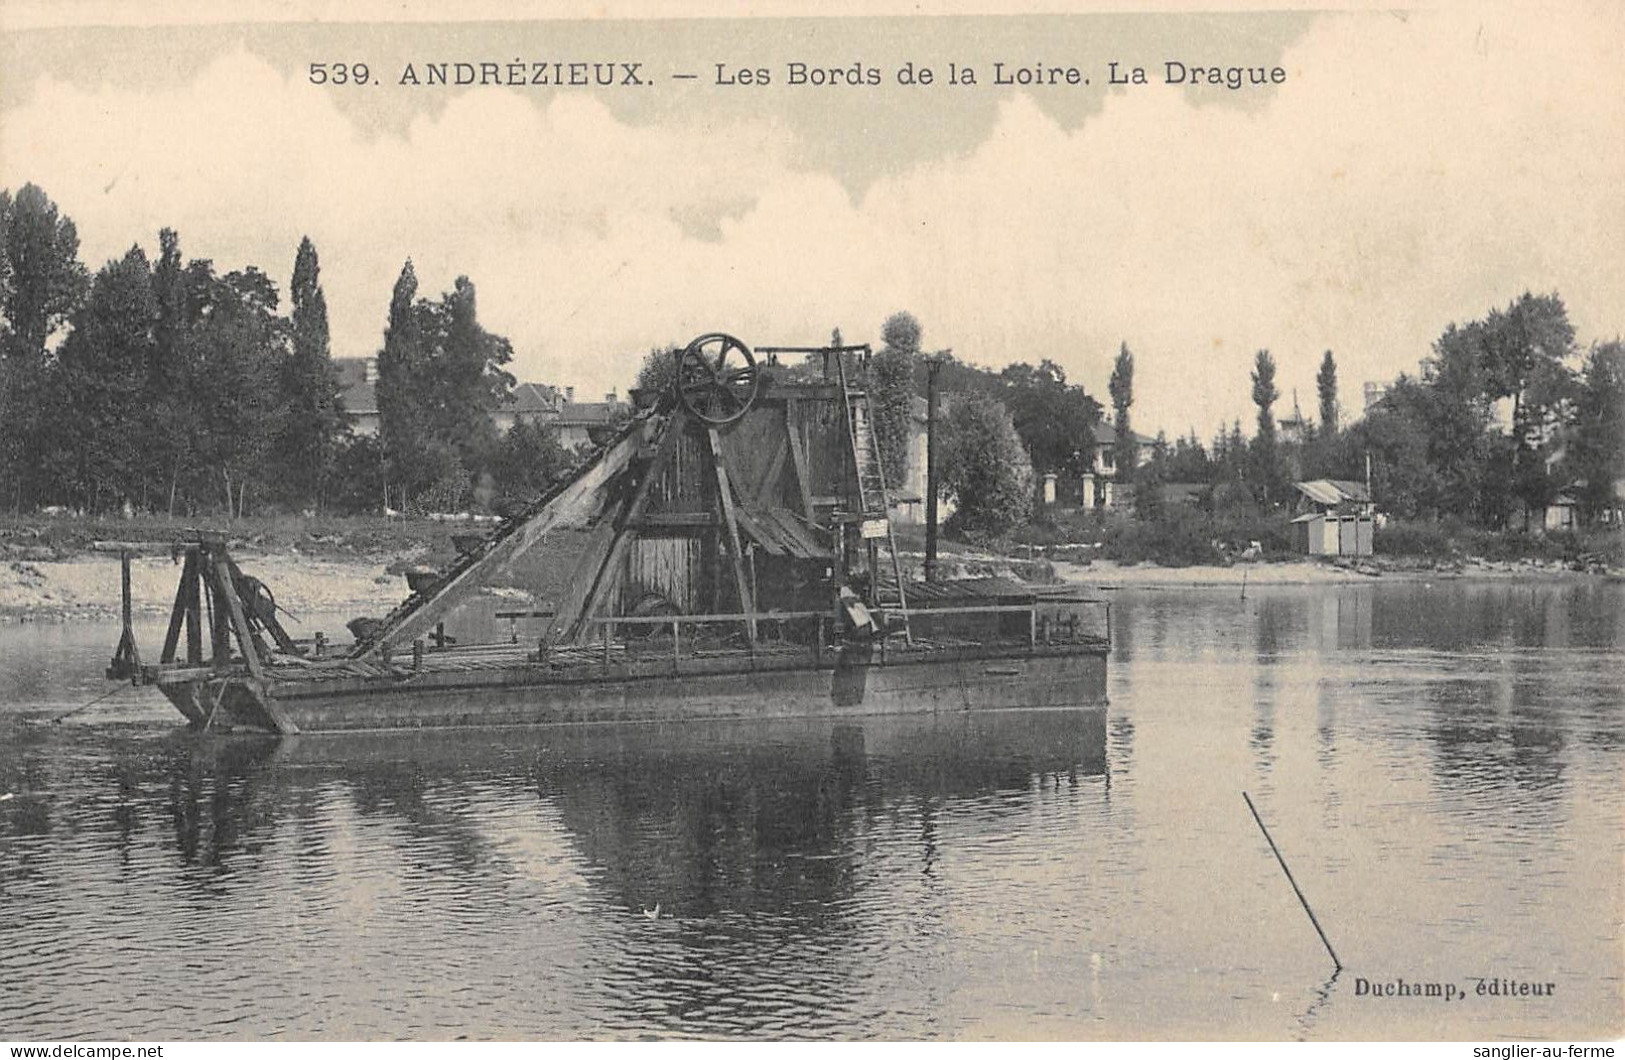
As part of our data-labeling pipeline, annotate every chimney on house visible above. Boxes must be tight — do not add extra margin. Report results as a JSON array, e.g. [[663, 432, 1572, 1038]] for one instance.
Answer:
[[606, 389, 618, 404], [565, 385, 575, 404]]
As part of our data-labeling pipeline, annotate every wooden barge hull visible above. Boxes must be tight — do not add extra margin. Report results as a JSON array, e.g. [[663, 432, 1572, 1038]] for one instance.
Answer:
[[160, 643, 1108, 735]]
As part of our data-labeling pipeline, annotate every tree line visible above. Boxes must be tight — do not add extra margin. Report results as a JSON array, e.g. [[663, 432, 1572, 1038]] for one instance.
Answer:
[[1128, 293, 1621, 532], [6, 180, 1617, 535], [768, 297, 1620, 541], [0, 183, 579, 518]]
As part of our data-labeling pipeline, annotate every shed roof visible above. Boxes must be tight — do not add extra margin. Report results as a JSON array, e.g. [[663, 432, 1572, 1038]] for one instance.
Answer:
[[1295, 479, 1371, 506]]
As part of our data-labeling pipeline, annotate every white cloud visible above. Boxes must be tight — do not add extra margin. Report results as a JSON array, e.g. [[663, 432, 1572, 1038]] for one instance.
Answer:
[[2, 5, 1620, 441]]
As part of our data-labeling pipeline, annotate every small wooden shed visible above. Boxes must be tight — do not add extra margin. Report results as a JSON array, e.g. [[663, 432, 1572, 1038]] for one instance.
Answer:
[[1292, 479, 1375, 557]]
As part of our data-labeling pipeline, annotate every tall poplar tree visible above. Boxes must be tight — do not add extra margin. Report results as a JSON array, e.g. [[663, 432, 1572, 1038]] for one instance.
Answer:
[[376, 259, 428, 506], [1250, 349, 1282, 506], [1108, 342, 1135, 482], [1316, 350, 1338, 437], [277, 236, 348, 510]]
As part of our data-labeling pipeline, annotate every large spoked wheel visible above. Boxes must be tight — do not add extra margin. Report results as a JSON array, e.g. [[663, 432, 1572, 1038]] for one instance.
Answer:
[[675, 333, 760, 426]]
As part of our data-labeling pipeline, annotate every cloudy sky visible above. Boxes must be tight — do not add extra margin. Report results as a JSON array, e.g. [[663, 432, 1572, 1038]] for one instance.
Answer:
[[2, 3, 1620, 439]]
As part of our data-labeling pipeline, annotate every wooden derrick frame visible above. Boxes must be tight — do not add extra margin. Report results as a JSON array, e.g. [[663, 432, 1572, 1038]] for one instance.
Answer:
[[546, 406, 764, 647], [346, 338, 893, 660], [152, 535, 301, 733]]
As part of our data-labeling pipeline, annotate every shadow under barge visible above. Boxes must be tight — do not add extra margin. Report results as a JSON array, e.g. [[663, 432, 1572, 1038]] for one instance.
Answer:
[[108, 335, 1109, 735]]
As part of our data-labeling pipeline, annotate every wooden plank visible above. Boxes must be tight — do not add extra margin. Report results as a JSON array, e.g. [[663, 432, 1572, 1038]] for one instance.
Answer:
[[214, 556, 265, 681], [369, 417, 649, 654], [544, 519, 620, 645], [244, 679, 300, 736], [633, 512, 715, 528], [584, 608, 831, 626], [785, 398, 815, 522], [732, 506, 781, 556], [209, 565, 232, 671], [755, 430, 788, 509], [564, 411, 684, 641], [185, 551, 203, 665], [708, 426, 757, 644], [159, 550, 195, 664]]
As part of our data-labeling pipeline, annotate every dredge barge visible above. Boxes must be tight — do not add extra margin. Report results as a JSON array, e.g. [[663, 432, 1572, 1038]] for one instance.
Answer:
[[108, 336, 1109, 734]]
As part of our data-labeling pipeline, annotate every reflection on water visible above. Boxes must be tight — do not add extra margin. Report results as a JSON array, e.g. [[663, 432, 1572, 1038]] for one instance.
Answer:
[[0, 578, 1620, 1040]]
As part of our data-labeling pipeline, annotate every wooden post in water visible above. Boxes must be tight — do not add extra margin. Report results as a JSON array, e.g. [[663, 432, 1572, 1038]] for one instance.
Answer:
[[1243, 791, 1342, 972]]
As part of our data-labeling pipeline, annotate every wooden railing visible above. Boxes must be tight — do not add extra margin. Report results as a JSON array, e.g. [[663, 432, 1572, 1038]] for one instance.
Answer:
[[577, 599, 1112, 673]]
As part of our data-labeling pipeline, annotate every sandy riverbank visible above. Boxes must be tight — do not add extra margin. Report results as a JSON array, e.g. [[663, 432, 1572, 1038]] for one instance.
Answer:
[[1054, 555, 1611, 588], [3, 547, 1605, 624], [0, 552, 408, 623]]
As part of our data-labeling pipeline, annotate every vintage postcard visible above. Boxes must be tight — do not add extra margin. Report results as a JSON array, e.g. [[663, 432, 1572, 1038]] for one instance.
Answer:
[[1, 0, 1620, 1046]]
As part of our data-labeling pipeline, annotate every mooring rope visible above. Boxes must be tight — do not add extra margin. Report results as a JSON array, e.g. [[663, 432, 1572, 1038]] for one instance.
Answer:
[[42, 683, 127, 725]]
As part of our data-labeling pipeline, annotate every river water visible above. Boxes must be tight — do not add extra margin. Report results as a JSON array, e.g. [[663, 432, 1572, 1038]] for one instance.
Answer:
[[1, 578, 1620, 1041]]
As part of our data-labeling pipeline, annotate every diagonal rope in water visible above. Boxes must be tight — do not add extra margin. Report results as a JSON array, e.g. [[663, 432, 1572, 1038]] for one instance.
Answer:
[[44, 683, 127, 725], [1243, 790, 1343, 972]]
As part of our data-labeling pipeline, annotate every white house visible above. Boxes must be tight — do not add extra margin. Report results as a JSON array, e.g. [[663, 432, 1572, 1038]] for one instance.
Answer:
[[334, 357, 629, 448], [1085, 421, 1157, 509]]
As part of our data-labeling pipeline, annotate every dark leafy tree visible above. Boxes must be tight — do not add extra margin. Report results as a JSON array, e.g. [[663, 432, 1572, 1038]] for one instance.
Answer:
[[1249, 349, 1282, 506], [181, 267, 289, 517], [276, 236, 348, 510], [42, 246, 157, 511], [1165, 429, 1211, 484], [1471, 294, 1578, 526], [491, 418, 573, 513], [939, 392, 1033, 536], [1423, 322, 1498, 521], [144, 227, 193, 513], [0, 190, 10, 332], [1108, 342, 1135, 482], [1133, 433, 1167, 522], [870, 311, 922, 488], [375, 263, 516, 511], [1, 184, 89, 508], [1, 183, 88, 362], [328, 434, 388, 515], [420, 276, 514, 499], [1569, 340, 1624, 523], [1479, 293, 1575, 430], [998, 359, 1099, 478], [1316, 350, 1338, 436], [376, 260, 431, 506], [634, 343, 681, 395], [1343, 375, 1446, 519]]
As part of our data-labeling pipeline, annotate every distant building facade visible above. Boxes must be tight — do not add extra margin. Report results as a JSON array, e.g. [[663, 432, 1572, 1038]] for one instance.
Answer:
[[333, 357, 629, 448], [1084, 421, 1157, 509]]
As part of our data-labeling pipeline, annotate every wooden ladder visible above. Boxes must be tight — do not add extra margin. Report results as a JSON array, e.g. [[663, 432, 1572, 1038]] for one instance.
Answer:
[[836, 353, 911, 643]]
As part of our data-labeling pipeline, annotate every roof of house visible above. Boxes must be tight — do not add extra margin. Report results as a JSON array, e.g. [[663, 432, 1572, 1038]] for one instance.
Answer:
[[335, 358, 627, 426], [1093, 422, 1156, 447], [504, 382, 561, 414], [555, 401, 628, 426], [1295, 479, 1372, 506]]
